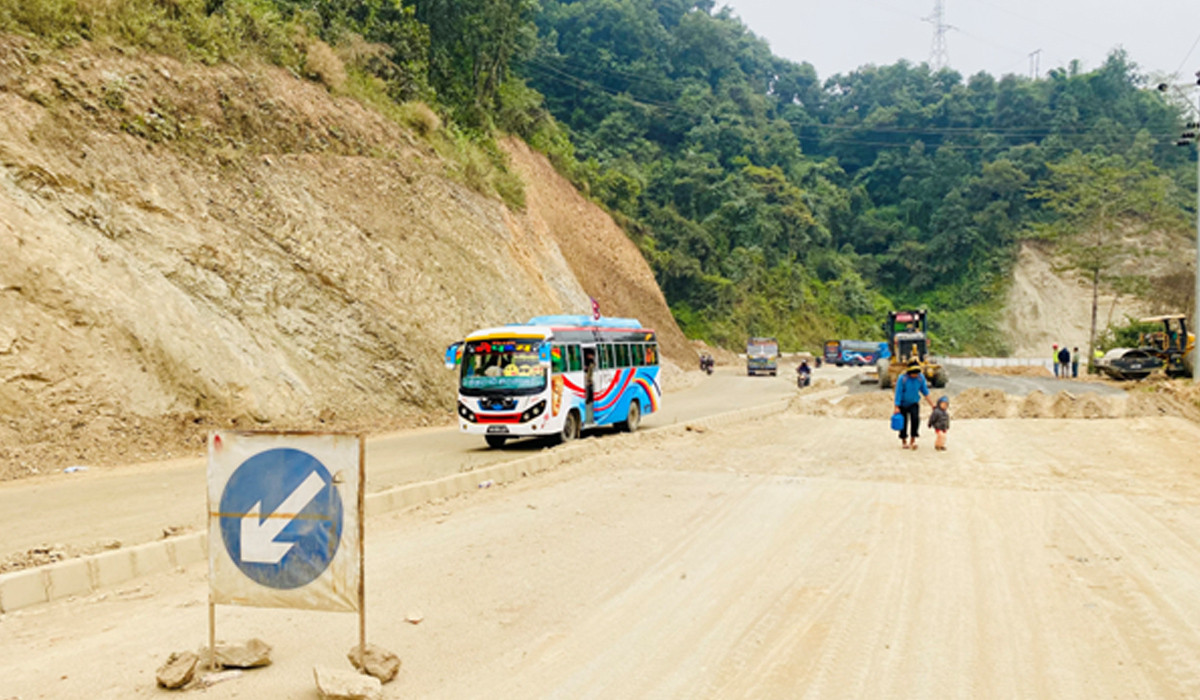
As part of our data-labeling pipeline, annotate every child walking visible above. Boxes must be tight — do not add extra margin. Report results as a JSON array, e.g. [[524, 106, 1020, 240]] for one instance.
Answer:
[[928, 396, 950, 451]]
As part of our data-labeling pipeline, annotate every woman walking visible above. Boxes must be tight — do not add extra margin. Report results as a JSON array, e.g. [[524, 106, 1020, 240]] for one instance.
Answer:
[[894, 360, 936, 450]]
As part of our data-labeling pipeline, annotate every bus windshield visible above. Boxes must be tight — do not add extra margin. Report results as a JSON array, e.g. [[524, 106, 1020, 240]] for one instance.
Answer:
[[747, 339, 778, 357], [460, 340, 547, 395]]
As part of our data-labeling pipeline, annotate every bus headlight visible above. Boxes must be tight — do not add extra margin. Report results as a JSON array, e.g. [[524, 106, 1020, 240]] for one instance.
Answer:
[[458, 403, 477, 423], [520, 401, 547, 423]]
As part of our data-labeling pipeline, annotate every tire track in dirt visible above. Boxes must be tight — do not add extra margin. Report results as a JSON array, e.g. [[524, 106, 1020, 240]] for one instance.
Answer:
[[474, 476, 880, 698], [1057, 492, 1200, 698]]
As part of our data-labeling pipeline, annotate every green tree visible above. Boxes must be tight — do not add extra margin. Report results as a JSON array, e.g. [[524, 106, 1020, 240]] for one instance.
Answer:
[[1028, 151, 1184, 368], [412, 0, 540, 126]]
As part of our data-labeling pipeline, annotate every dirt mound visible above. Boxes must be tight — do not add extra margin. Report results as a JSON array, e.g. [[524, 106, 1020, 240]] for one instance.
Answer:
[[831, 392, 894, 419], [789, 385, 1200, 423], [1019, 390, 1053, 418], [972, 365, 1054, 378], [0, 38, 689, 480], [952, 388, 1011, 419], [1123, 382, 1200, 421]]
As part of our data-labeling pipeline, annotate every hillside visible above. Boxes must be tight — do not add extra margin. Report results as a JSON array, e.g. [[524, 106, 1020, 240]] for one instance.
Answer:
[[1001, 234, 1194, 357], [0, 36, 690, 480]]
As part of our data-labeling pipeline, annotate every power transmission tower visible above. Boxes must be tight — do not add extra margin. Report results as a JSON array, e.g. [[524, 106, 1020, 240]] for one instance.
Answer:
[[1029, 49, 1042, 80], [924, 0, 952, 70]]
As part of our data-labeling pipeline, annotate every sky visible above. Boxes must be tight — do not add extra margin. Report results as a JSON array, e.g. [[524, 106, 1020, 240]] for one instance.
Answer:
[[722, 0, 1200, 84]]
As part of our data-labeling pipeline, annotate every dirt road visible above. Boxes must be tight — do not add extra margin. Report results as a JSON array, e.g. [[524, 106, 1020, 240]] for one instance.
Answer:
[[0, 367, 805, 562], [4, 407, 1200, 698]]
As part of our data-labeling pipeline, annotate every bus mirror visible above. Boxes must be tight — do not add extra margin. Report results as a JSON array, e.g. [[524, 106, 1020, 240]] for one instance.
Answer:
[[444, 342, 463, 370]]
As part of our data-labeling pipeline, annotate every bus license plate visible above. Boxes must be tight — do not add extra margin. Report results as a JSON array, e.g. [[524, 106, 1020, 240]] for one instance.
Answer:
[[487, 426, 510, 434]]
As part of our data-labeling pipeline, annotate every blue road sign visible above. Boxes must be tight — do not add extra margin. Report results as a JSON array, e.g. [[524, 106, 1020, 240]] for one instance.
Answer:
[[218, 448, 344, 590]]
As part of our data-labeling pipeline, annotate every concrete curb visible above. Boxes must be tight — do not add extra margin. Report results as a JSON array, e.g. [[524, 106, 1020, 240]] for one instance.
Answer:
[[0, 394, 820, 614]]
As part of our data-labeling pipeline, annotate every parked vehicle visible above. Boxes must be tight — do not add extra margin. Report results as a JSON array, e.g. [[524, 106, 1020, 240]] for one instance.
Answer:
[[837, 340, 887, 367], [1097, 314, 1194, 380]]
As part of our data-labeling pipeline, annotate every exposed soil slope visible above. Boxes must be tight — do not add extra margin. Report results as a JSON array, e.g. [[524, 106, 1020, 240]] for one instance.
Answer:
[[0, 37, 689, 479], [1002, 241, 1192, 357]]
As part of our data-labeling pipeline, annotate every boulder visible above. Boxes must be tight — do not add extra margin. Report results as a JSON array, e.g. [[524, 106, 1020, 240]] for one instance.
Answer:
[[214, 638, 272, 668], [314, 666, 382, 700], [347, 643, 401, 683], [156, 651, 198, 689]]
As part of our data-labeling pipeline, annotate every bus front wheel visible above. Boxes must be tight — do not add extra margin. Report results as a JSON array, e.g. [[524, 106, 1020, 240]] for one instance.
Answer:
[[485, 435, 507, 449], [619, 400, 641, 433], [556, 410, 581, 444]]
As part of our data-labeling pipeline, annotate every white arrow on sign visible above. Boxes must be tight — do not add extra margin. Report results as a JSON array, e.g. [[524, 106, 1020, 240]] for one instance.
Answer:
[[240, 471, 327, 565]]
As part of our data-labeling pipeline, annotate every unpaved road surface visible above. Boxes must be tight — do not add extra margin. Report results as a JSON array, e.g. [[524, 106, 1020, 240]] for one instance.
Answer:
[[4, 406, 1200, 698], [0, 366, 809, 562]]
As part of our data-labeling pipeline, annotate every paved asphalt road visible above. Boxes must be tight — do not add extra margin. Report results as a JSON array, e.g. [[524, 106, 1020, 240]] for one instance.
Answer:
[[843, 363, 1125, 397], [1, 365, 807, 559]]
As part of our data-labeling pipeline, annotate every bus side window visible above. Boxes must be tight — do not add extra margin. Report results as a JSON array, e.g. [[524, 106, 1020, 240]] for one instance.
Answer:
[[600, 344, 613, 370], [550, 345, 566, 374], [616, 344, 630, 368], [646, 344, 658, 366], [631, 344, 644, 367], [567, 345, 582, 372]]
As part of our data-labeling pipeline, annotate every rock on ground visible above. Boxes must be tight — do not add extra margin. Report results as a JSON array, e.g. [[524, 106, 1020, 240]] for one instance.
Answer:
[[212, 638, 272, 668], [347, 643, 401, 683], [314, 666, 383, 700], [155, 650, 198, 689]]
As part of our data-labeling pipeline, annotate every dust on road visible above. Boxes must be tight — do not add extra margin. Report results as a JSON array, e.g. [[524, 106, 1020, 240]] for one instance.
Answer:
[[4, 403, 1200, 699]]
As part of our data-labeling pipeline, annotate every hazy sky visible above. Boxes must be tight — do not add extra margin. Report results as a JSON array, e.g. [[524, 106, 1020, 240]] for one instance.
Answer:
[[723, 0, 1200, 83]]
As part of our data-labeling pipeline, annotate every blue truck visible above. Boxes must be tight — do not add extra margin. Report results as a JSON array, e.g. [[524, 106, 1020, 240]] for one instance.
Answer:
[[824, 339, 888, 367]]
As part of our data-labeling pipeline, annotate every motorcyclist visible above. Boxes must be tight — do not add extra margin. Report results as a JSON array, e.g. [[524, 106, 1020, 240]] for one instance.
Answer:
[[797, 360, 812, 387]]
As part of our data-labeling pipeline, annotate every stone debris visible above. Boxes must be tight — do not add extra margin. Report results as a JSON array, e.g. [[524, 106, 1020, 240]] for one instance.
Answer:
[[213, 638, 272, 668], [314, 666, 383, 700], [155, 651, 198, 690], [405, 611, 424, 624], [347, 643, 402, 683], [195, 669, 242, 687]]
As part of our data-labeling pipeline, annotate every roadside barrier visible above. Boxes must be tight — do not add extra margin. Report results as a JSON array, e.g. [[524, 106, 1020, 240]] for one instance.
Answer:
[[0, 388, 843, 614], [941, 357, 1054, 370]]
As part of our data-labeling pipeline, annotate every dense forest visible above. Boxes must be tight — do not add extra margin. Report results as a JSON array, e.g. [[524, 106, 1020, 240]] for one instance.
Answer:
[[3, 0, 1194, 353]]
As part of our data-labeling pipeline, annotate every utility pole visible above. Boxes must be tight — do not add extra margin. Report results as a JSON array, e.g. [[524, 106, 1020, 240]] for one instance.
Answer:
[[1160, 74, 1200, 382], [924, 0, 952, 71], [1156, 75, 1195, 384], [1028, 50, 1041, 80]]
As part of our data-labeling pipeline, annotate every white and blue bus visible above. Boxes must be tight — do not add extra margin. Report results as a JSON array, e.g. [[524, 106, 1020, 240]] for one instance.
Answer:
[[445, 315, 662, 448]]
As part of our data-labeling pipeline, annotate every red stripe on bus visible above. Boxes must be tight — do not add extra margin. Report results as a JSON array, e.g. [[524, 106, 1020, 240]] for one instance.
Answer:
[[476, 414, 521, 424], [596, 371, 635, 411]]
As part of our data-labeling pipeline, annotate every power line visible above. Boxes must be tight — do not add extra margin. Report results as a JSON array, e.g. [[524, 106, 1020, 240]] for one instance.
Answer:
[[523, 56, 1186, 145], [1171, 32, 1200, 81]]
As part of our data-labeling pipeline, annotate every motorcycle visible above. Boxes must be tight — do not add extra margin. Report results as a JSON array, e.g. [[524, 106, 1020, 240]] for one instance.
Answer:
[[700, 354, 714, 375], [796, 363, 812, 388]]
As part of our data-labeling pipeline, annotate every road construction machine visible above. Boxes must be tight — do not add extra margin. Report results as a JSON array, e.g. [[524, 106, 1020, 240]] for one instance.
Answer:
[[877, 309, 948, 390], [1096, 314, 1194, 381]]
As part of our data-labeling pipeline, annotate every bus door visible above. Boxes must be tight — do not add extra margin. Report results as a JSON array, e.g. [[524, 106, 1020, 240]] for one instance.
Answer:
[[582, 345, 597, 425]]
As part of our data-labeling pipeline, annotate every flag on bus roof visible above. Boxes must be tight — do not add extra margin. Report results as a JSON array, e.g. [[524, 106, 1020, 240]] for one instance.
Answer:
[[590, 297, 600, 321]]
